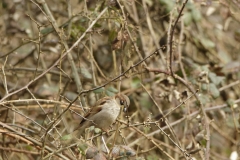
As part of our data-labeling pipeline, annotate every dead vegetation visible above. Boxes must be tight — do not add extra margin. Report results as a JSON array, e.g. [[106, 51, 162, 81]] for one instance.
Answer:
[[0, 0, 240, 159]]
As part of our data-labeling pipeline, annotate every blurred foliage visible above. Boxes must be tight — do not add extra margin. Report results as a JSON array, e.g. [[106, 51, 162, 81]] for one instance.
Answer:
[[0, 0, 240, 159]]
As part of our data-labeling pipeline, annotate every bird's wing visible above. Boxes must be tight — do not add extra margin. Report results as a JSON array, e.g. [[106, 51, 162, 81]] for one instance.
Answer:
[[79, 96, 111, 124]]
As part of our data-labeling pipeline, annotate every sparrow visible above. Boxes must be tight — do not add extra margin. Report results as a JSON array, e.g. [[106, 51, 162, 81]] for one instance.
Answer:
[[74, 94, 130, 136]]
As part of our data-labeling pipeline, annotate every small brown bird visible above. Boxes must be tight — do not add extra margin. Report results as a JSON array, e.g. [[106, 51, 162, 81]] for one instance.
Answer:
[[74, 94, 130, 136]]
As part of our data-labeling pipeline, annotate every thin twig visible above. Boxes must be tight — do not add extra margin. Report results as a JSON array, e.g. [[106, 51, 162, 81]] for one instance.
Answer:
[[47, 49, 160, 149], [169, 0, 188, 77], [219, 79, 240, 91], [146, 63, 210, 159], [0, 7, 108, 103], [2, 56, 9, 95], [178, 17, 187, 80], [142, 0, 166, 65], [0, 122, 70, 160]]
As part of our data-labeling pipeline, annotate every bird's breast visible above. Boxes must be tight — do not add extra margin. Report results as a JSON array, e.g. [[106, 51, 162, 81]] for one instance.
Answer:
[[104, 100, 121, 119]]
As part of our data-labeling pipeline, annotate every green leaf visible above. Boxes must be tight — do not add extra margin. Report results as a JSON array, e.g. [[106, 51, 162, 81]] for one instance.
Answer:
[[140, 93, 152, 109], [94, 23, 102, 28], [93, 87, 105, 93], [192, 8, 202, 22], [94, 128, 102, 134], [77, 143, 88, 153], [227, 99, 235, 107], [106, 90, 116, 96], [201, 83, 208, 91], [208, 72, 225, 85], [147, 154, 159, 160], [106, 86, 118, 93], [159, 0, 175, 12], [25, 145, 33, 150], [108, 30, 117, 42], [40, 27, 54, 35], [105, 86, 118, 96], [80, 67, 92, 79], [77, 25, 86, 32], [209, 83, 220, 98], [131, 77, 141, 88], [200, 38, 215, 49], [61, 134, 72, 141], [198, 94, 210, 105], [183, 12, 193, 26]]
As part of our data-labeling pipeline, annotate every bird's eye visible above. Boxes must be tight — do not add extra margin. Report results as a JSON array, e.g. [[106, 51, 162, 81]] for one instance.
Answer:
[[120, 100, 124, 105]]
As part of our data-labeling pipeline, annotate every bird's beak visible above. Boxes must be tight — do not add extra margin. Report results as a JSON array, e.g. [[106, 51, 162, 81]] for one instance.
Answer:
[[123, 95, 130, 112], [123, 103, 128, 112]]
